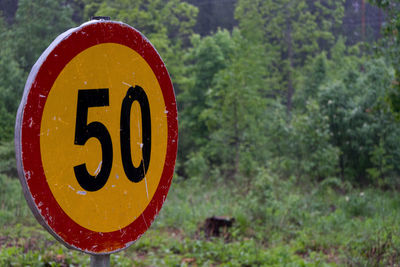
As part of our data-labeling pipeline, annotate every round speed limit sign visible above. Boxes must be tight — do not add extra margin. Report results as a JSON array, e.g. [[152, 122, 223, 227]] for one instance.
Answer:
[[15, 20, 178, 254]]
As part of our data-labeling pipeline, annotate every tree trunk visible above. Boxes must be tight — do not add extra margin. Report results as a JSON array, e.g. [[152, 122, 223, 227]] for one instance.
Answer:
[[286, 21, 294, 114], [378, 9, 382, 39], [339, 154, 344, 180], [361, 0, 366, 41], [233, 100, 240, 179]]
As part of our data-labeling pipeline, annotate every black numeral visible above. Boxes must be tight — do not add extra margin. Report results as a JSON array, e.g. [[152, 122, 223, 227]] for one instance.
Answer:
[[120, 86, 151, 183], [73, 86, 151, 191], [73, 89, 113, 192]]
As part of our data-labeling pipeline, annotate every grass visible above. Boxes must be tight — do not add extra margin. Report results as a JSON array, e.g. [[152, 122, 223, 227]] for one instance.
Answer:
[[1, 172, 400, 266]]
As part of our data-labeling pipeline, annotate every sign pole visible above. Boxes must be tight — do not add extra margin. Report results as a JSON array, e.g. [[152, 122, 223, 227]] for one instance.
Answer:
[[90, 254, 110, 267]]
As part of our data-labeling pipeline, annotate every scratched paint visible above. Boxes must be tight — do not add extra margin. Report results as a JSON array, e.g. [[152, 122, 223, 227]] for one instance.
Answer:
[[40, 43, 168, 232], [15, 20, 177, 255]]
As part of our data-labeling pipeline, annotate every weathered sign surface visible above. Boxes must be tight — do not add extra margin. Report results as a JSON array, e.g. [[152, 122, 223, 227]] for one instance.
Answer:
[[15, 20, 178, 254]]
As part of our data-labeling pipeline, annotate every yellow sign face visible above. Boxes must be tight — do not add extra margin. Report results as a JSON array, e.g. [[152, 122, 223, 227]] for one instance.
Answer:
[[40, 43, 168, 232]]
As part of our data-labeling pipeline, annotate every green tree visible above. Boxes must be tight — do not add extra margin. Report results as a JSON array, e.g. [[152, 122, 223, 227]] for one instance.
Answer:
[[318, 57, 400, 184], [0, 0, 75, 142], [0, 140, 17, 177], [294, 52, 328, 109], [200, 29, 270, 180], [369, 0, 400, 117], [12, 0, 74, 72], [235, 0, 345, 112], [178, 30, 233, 179], [0, 15, 23, 141], [86, 0, 198, 88], [280, 100, 340, 180], [88, 0, 197, 44], [187, 0, 237, 36], [0, 50, 23, 141], [0, 0, 17, 24], [66, 0, 85, 23]]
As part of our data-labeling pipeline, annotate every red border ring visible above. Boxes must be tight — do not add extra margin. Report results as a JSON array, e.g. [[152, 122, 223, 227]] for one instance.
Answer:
[[15, 21, 178, 254]]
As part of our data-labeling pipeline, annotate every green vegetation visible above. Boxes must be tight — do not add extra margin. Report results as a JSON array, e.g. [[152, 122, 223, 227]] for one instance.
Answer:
[[2, 174, 400, 266], [1, 0, 400, 266]]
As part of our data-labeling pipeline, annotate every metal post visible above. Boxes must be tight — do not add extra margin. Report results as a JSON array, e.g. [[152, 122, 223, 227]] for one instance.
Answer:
[[90, 254, 110, 267]]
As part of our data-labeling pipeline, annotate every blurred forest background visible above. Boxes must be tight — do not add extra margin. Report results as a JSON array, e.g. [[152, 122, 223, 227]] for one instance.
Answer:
[[2, 0, 400, 266]]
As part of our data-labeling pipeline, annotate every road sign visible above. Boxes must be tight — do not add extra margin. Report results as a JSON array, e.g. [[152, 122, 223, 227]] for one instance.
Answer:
[[15, 20, 178, 254]]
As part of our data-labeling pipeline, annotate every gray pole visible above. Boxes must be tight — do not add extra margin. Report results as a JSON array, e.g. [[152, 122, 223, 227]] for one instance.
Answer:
[[90, 254, 110, 267]]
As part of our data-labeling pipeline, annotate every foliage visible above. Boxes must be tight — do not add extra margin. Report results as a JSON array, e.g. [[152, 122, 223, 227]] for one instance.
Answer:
[[317, 57, 400, 184], [2, 175, 400, 266], [202, 29, 270, 179], [12, 0, 74, 73], [280, 100, 340, 180], [0, 174, 32, 226], [369, 0, 400, 116], [235, 0, 345, 111], [0, 0, 75, 142], [0, 141, 16, 177], [87, 0, 198, 95], [1, 0, 400, 266], [0, 16, 23, 142], [178, 30, 233, 179], [187, 0, 237, 36]]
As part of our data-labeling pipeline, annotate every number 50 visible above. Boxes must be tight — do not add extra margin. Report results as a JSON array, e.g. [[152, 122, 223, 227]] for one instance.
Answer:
[[73, 86, 151, 192]]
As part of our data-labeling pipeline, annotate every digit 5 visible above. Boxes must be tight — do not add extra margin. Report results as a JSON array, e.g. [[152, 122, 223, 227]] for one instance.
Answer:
[[73, 89, 113, 192]]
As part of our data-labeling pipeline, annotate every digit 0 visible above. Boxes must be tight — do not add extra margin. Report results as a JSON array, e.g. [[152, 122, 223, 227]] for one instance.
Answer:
[[73, 86, 151, 191], [120, 86, 151, 183]]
